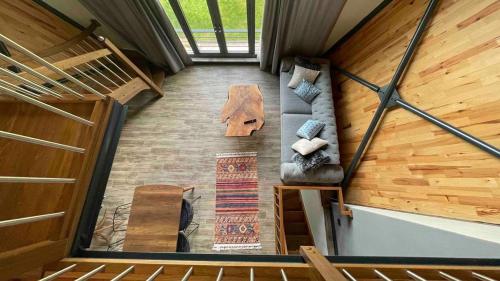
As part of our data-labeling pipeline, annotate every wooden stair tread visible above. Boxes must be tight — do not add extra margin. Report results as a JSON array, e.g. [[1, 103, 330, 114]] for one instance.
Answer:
[[286, 235, 313, 250], [284, 222, 308, 235]]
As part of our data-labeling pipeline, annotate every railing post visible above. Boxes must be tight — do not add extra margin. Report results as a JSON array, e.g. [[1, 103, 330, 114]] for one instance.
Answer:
[[300, 246, 347, 281]]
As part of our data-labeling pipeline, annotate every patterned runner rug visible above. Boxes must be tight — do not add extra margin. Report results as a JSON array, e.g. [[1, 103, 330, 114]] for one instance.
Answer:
[[213, 152, 261, 251]]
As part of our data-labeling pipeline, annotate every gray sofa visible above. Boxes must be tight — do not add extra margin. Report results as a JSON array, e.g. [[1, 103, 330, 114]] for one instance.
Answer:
[[280, 57, 344, 184]]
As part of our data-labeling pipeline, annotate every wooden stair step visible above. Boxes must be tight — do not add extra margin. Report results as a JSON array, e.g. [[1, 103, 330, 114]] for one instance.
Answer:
[[284, 222, 308, 235], [283, 210, 306, 223], [286, 235, 313, 251]]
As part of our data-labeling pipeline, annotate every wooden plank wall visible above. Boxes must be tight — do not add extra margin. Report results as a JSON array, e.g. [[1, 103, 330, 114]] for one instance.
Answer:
[[0, 102, 94, 253], [328, 0, 500, 224], [0, 0, 79, 54]]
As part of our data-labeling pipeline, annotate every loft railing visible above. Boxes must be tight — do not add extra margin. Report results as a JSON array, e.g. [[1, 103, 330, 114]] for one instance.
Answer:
[[37, 246, 499, 280]]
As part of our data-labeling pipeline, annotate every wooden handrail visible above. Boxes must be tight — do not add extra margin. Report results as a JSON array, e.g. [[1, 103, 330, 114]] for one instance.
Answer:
[[274, 185, 352, 217], [102, 38, 164, 97], [1, 49, 113, 85]]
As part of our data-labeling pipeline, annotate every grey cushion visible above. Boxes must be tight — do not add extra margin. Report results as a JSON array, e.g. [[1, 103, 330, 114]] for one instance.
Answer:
[[281, 113, 311, 163], [296, 120, 325, 140], [280, 163, 344, 184], [280, 73, 312, 115], [295, 56, 321, 71], [292, 150, 330, 172], [294, 79, 322, 104]]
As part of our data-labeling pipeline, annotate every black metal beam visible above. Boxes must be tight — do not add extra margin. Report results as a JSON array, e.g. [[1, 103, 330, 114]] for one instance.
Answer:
[[396, 99, 500, 158], [168, 0, 200, 55], [247, 0, 256, 55], [333, 66, 380, 92], [206, 0, 228, 54], [341, 0, 440, 189]]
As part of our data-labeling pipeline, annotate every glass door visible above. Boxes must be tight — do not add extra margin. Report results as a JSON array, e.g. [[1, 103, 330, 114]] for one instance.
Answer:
[[161, 0, 262, 58]]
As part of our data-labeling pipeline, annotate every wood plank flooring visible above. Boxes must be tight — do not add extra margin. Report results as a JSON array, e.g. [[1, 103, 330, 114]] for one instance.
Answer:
[[90, 65, 280, 254]]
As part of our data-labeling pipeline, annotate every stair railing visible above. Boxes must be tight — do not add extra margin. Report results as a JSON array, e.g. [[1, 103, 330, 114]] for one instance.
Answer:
[[0, 24, 163, 279]]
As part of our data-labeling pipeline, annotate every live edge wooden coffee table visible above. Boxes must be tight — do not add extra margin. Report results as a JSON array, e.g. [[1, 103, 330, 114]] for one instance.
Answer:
[[221, 84, 264, 137]]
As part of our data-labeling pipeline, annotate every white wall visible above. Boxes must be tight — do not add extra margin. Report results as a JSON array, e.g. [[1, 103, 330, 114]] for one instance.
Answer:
[[43, 0, 136, 50], [332, 203, 500, 257], [301, 190, 329, 255], [323, 0, 383, 52]]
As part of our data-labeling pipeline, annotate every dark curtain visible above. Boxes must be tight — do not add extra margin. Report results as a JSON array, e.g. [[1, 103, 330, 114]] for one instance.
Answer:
[[80, 0, 191, 73], [260, 0, 345, 73]]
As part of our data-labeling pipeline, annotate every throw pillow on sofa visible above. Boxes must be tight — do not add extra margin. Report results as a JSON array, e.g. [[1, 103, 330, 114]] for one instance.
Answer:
[[294, 79, 322, 103], [292, 150, 330, 172], [295, 56, 321, 71], [291, 137, 328, 155], [297, 120, 325, 140], [288, 65, 320, 88]]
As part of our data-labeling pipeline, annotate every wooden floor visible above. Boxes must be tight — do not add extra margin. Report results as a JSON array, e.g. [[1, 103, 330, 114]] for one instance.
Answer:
[[90, 65, 280, 254]]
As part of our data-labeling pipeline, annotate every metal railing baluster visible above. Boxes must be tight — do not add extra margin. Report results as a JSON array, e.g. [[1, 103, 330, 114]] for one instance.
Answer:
[[78, 42, 128, 84], [406, 270, 427, 281], [0, 80, 41, 99], [216, 267, 224, 281], [342, 269, 358, 281], [280, 269, 288, 281], [0, 68, 63, 99], [374, 269, 392, 281], [181, 266, 194, 281], [146, 266, 164, 281], [0, 84, 94, 126], [74, 265, 106, 281], [0, 33, 105, 99], [472, 272, 497, 281], [38, 264, 77, 281], [438, 271, 462, 281], [0, 130, 85, 153], [72, 66, 113, 93], [0, 212, 65, 228], [0, 176, 75, 183], [0, 54, 84, 99], [110, 266, 134, 281], [68, 48, 120, 88]]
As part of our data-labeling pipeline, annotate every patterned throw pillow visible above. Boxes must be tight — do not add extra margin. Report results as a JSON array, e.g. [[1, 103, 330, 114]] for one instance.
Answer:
[[295, 56, 321, 71], [292, 150, 330, 172], [296, 120, 325, 140], [294, 79, 322, 104], [291, 137, 328, 155], [288, 65, 321, 88]]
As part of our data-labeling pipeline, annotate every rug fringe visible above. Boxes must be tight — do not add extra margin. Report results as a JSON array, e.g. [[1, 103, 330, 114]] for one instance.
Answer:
[[216, 152, 257, 158], [212, 243, 262, 251]]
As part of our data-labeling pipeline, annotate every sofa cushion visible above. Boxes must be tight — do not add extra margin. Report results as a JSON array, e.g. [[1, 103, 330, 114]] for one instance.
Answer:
[[292, 137, 328, 156], [296, 120, 325, 140], [292, 150, 330, 172], [294, 79, 322, 104], [281, 163, 344, 184], [281, 113, 311, 163], [280, 73, 312, 115], [294, 56, 321, 71], [288, 65, 320, 88]]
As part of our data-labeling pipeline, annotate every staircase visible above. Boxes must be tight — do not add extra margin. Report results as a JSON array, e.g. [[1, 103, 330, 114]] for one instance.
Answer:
[[275, 185, 352, 255]]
